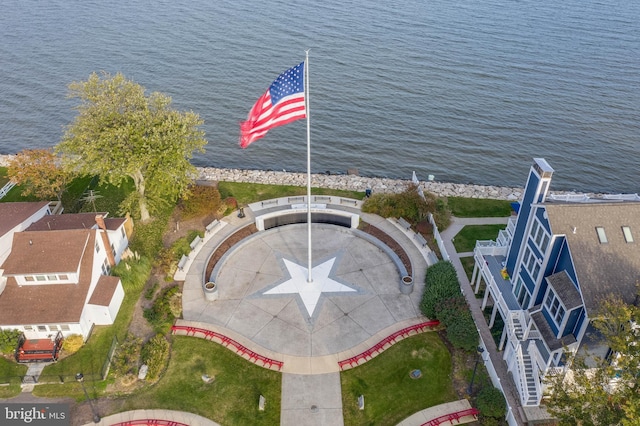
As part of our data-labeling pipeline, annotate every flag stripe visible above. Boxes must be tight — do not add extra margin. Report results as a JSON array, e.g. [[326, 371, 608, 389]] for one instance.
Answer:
[[240, 62, 306, 148]]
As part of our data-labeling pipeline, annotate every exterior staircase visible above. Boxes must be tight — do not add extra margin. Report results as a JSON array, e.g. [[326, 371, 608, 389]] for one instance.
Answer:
[[520, 342, 541, 406]]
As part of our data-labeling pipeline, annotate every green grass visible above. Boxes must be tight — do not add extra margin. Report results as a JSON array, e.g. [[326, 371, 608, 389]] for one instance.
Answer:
[[0, 357, 28, 398], [37, 267, 145, 389], [218, 181, 364, 206], [0, 167, 9, 187], [448, 197, 512, 218], [452, 224, 506, 253], [341, 332, 456, 426], [120, 336, 281, 426]]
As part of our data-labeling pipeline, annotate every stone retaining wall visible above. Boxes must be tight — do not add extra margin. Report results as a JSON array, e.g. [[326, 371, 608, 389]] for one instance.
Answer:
[[197, 167, 526, 200], [1, 154, 599, 200]]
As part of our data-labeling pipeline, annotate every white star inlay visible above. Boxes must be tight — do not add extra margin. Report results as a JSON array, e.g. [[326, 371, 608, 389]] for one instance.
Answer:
[[264, 257, 356, 317]]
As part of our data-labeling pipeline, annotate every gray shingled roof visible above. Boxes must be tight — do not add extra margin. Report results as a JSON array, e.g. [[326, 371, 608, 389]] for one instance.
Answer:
[[545, 271, 582, 310], [545, 202, 640, 315]]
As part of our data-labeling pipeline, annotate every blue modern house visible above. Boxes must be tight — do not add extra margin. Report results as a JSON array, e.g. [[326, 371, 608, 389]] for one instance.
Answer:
[[472, 158, 640, 407]]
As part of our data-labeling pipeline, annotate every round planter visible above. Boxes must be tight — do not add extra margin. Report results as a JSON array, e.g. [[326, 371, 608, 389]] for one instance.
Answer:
[[400, 275, 414, 294], [203, 281, 219, 301]]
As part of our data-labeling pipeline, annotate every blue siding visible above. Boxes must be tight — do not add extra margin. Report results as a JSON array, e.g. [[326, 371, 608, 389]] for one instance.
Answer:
[[535, 207, 550, 232], [574, 309, 586, 338], [527, 238, 543, 259], [506, 170, 541, 273], [542, 308, 560, 336], [520, 265, 536, 294], [546, 237, 564, 276], [554, 244, 578, 284], [563, 308, 581, 338]]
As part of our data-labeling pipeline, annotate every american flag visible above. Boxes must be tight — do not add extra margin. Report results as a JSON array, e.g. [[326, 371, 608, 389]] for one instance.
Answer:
[[240, 62, 306, 148]]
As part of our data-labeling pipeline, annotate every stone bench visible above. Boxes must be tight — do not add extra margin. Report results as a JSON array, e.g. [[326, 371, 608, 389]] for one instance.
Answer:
[[205, 219, 220, 233], [414, 233, 428, 248], [177, 254, 189, 271], [190, 235, 203, 250], [397, 217, 411, 231]]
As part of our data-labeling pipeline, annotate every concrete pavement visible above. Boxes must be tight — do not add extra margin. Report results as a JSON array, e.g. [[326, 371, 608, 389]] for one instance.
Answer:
[[84, 209, 491, 426]]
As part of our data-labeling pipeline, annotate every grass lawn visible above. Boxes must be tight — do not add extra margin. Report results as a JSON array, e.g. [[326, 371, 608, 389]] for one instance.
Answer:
[[341, 332, 456, 426], [0, 357, 28, 398], [218, 181, 364, 206], [36, 269, 143, 391], [459, 256, 476, 281], [448, 197, 512, 218], [453, 224, 506, 253], [120, 336, 281, 426]]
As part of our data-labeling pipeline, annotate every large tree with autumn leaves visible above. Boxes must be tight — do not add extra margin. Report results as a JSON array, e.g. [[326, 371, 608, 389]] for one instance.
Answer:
[[7, 148, 71, 202], [56, 72, 207, 222]]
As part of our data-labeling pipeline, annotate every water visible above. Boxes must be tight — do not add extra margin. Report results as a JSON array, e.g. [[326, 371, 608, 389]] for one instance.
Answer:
[[1, 0, 638, 193]]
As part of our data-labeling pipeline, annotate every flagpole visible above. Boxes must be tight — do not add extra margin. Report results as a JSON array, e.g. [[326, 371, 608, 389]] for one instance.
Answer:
[[305, 50, 312, 283]]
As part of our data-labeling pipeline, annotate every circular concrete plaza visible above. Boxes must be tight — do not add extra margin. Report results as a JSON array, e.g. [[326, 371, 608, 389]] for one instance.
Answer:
[[182, 221, 426, 358]]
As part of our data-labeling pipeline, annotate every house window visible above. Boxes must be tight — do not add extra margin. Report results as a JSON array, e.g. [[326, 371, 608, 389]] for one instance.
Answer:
[[101, 259, 111, 275], [37, 325, 47, 332], [540, 234, 550, 252], [517, 285, 531, 309], [25, 276, 35, 282], [59, 274, 69, 280], [48, 325, 60, 332], [596, 227, 608, 243], [622, 226, 634, 243], [121, 227, 126, 238], [24, 325, 33, 331], [524, 247, 540, 278], [35, 275, 46, 281], [95, 241, 101, 253], [111, 243, 116, 258], [530, 218, 551, 254], [60, 325, 70, 331], [47, 275, 57, 281], [544, 289, 566, 325]]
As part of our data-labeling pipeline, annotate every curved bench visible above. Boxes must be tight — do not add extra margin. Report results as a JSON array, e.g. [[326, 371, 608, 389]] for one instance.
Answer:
[[338, 320, 440, 370], [171, 325, 283, 371]]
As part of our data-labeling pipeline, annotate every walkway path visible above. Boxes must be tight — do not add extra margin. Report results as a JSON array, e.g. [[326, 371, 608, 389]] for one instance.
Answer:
[[440, 216, 526, 425]]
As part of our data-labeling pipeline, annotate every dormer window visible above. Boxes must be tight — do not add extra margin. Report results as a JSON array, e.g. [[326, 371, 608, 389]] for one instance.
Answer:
[[622, 226, 634, 243], [596, 227, 608, 244]]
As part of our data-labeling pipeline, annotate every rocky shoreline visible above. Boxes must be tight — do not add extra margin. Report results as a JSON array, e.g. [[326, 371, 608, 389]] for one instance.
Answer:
[[1, 153, 603, 200]]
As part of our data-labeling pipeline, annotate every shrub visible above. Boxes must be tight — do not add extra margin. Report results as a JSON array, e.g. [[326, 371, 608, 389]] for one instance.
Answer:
[[0, 329, 22, 355], [111, 333, 142, 377], [62, 334, 84, 354], [144, 285, 181, 334], [361, 184, 451, 229], [420, 261, 460, 318], [144, 281, 159, 300], [179, 185, 222, 220], [112, 256, 152, 292], [140, 334, 170, 381], [476, 386, 507, 418]]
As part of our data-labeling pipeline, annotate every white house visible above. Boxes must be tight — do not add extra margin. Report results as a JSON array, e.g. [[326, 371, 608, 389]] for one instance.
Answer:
[[0, 204, 131, 341]]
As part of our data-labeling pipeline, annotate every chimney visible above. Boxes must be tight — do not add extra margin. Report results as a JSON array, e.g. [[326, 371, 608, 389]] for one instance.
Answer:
[[96, 215, 116, 267]]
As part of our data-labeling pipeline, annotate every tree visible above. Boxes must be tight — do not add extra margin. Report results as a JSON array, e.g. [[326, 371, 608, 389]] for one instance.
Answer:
[[7, 148, 71, 201], [544, 292, 640, 425], [56, 72, 207, 222]]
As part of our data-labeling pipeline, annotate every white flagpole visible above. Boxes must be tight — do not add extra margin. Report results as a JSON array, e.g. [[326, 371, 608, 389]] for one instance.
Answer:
[[305, 50, 312, 283]]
